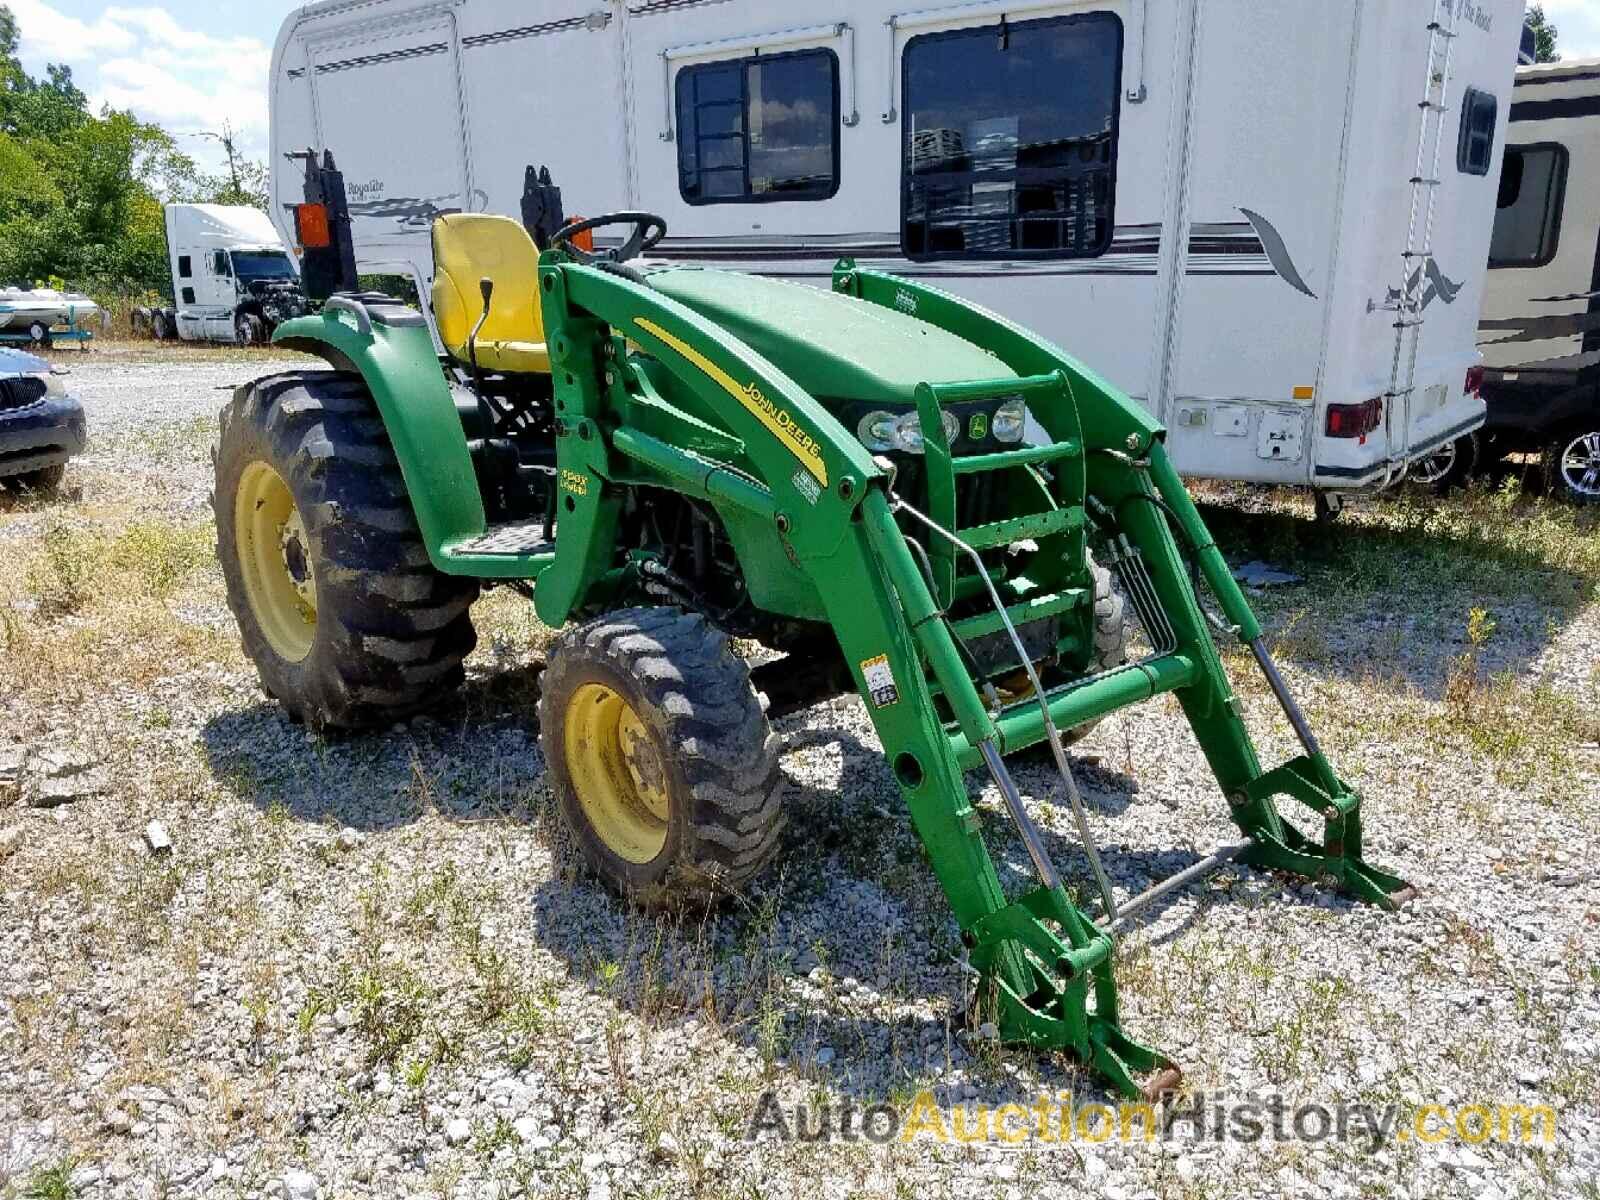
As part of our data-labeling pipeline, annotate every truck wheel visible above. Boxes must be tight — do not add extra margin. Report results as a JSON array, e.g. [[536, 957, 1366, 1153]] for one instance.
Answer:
[[539, 606, 784, 906], [235, 313, 265, 346], [1543, 430, 1600, 504], [213, 371, 479, 728], [1410, 433, 1478, 493]]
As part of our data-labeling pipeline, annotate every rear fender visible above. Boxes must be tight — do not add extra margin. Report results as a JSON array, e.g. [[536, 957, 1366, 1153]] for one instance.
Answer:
[[272, 309, 487, 563]]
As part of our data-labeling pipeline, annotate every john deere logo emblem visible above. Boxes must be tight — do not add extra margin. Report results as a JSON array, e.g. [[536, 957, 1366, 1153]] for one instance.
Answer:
[[969, 413, 989, 441]]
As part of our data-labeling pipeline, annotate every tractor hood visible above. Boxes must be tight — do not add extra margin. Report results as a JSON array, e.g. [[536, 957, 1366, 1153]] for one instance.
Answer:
[[645, 268, 1014, 406]]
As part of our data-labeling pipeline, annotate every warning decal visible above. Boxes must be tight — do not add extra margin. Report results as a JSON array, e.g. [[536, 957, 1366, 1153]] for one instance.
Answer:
[[861, 654, 900, 708]]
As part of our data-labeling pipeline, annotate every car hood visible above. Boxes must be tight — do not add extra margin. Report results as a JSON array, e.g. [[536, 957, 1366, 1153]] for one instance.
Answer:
[[0, 347, 48, 376]]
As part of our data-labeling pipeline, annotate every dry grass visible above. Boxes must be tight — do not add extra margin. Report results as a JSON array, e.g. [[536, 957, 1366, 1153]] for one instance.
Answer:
[[0, 447, 1596, 1197]]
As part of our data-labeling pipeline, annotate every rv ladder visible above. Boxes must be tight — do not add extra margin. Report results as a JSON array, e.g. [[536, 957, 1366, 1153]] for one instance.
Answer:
[[1382, 0, 1460, 486]]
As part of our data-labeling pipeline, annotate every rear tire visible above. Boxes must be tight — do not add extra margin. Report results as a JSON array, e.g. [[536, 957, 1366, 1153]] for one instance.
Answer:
[[539, 606, 783, 906], [1542, 429, 1600, 504], [213, 370, 479, 728], [1410, 432, 1479, 492]]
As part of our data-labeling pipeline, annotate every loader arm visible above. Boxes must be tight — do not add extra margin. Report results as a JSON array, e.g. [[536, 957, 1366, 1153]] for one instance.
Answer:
[[528, 252, 1412, 1098]]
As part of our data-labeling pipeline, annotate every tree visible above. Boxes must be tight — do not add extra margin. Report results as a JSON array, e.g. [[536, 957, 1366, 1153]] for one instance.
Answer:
[[0, 2, 192, 298], [1525, 5, 1560, 64]]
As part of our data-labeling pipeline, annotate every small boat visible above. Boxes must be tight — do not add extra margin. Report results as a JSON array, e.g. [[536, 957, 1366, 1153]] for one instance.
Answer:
[[0, 288, 103, 335]]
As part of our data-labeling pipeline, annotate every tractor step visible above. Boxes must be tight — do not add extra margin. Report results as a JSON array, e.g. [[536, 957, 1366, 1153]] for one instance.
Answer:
[[947, 587, 1086, 645], [453, 518, 556, 557], [960, 505, 1084, 552]]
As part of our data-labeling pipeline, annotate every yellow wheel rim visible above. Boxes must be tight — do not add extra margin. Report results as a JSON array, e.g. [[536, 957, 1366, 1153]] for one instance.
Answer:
[[234, 460, 318, 664], [563, 682, 670, 864]]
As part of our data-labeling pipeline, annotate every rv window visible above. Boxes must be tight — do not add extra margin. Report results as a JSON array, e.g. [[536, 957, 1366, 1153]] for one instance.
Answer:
[[676, 48, 839, 205], [901, 12, 1122, 261], [212, 250, 232, 277], [181, 287, 195, 305], [177, 256, 192, 279], [1490, 144, 1567, 268], [1457, 87, 1498, 176]]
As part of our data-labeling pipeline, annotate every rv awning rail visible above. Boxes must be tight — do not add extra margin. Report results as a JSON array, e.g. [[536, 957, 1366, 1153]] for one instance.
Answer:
[[659, 22, 859, 141], [880, 0, 1148, 122]]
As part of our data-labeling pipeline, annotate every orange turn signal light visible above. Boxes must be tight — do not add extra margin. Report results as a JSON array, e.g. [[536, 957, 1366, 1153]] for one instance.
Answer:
[[296, 203, 331, 250]]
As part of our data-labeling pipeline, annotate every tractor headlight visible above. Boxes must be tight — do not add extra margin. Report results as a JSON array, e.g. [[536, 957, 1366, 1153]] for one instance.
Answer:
[[992, 397, 1028, 444], [858, 409, 960, 454], [857, 411, 900, 452]]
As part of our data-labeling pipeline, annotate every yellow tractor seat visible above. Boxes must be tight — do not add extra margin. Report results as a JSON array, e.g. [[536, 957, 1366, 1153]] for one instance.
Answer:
[[431, 214, 550, 374]]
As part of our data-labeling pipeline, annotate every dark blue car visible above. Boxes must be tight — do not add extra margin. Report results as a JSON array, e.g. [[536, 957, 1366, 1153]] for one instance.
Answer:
[[0, 346, 85, 494]]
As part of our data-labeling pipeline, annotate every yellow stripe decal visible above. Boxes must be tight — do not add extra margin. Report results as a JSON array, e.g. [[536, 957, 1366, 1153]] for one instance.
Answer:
[[635, 317, 828, 487]]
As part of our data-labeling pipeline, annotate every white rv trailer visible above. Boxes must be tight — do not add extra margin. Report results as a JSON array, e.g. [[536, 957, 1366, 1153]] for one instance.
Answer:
[[1465, 56, 1600, 502], [268, 0, 1523, 498]]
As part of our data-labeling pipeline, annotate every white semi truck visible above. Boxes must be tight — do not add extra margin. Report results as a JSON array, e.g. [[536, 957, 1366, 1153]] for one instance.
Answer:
[[135, 204, 310, 345]]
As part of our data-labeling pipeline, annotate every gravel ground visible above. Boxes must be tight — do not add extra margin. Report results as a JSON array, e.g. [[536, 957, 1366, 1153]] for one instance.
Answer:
[[0, 346, 1597, 1200]]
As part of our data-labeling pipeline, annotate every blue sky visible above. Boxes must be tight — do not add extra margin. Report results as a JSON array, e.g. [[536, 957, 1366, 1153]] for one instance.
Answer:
[[6, 1, 1600, 177], [5, 1, 303, 172]]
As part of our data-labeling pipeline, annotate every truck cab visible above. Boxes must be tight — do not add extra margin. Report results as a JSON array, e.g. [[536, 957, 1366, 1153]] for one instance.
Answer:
[[159, 204, 310, 344]]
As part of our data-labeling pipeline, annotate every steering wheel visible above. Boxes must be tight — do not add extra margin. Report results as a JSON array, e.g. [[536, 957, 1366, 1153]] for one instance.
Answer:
[[551, 212, 667, 266]]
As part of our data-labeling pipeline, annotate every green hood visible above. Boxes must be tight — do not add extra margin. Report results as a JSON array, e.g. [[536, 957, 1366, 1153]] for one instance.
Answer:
[[645, 267, 1014, 406]]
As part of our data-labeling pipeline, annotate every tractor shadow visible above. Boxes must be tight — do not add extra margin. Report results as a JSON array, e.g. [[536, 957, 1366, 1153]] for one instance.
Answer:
[[1193, 488, 1597, 699], [526, 713, 1260, 1107], [198, 660, 548, 831], [199, 661, 1293, 1106]]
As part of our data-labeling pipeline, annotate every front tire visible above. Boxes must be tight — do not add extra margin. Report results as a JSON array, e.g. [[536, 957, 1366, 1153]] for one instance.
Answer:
[[235, 313, 265, 346], [213, 371, 479, 728], [539, 606, 783, 905], [1058, 558, 1126, 747], [4, 464, 65, 496]]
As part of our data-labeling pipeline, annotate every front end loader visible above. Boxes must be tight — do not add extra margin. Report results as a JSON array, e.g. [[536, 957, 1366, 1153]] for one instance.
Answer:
[[214, 165, 1412, 1099]]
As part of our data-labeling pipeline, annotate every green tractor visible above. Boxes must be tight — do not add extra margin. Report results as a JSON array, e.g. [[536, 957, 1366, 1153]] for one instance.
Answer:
[[214, 159, 1412, 1099]]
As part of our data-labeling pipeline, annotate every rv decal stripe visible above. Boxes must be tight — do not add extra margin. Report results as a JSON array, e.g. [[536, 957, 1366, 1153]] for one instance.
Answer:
[[633, 317, 828, 487], [462, 14, 607, 48], [288, 42, 448, 77], [1238, 208, 1316, 299], [1480, 311, 1600, 344], [1509, 95, 1600, 122], [628, 0, 735, 15]]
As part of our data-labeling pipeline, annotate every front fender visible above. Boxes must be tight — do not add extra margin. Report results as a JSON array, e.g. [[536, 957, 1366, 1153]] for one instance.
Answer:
[[273, 309, 487, 562]]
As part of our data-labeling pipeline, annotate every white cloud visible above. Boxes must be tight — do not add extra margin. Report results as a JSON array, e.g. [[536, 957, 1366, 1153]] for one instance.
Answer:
[[7, 0, 275, 173], [1538, 0, 1600, 60], [4, 0, 139, 60]]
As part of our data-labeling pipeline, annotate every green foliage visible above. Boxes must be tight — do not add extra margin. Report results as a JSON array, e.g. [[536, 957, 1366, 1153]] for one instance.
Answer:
[[0, 4, 271, 301], [1525, 5, 1560, 63]]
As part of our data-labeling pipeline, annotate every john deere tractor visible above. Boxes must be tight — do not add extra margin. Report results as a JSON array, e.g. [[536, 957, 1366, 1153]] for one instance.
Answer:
[[214, 156, 1412, 1099]]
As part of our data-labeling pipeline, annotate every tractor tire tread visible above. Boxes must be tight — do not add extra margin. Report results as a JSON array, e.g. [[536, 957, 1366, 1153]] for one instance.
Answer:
[[213, 369, 479, 729], [540, 606, 783, 906]]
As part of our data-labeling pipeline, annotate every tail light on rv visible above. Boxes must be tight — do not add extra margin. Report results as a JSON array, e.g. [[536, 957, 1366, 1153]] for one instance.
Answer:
[[1325, 397, 1383, 440], [1465, 365, 1484, 399]]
